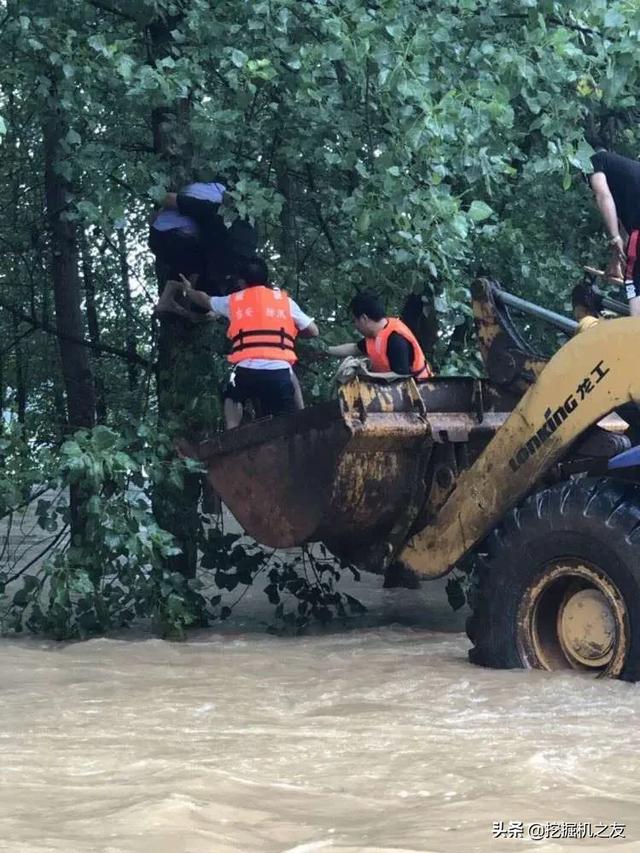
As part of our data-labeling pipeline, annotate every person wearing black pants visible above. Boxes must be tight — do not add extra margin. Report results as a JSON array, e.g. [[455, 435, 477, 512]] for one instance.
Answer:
[[588, 142, 640, 316]]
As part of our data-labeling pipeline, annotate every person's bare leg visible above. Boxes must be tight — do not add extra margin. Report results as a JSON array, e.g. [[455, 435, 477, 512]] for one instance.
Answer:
[[224, 398, 243, 429], [154, 279, 194, 319], [155, 275, 202, 320], [291, 370, 304, 411], [155, 279, 180, 313]]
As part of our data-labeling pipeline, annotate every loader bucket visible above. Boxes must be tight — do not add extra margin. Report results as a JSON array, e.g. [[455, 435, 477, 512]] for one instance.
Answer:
[[189, 378, 433, 570]]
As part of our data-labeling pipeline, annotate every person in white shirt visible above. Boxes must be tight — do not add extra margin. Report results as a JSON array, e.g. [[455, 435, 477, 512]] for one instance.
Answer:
[[174, 257, 319, 428]]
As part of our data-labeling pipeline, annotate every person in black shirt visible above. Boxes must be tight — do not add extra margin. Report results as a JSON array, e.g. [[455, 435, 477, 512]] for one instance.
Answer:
[[327, 291, 432, 379], [354, 326, 413, 373], [589, 147, 640, 314]]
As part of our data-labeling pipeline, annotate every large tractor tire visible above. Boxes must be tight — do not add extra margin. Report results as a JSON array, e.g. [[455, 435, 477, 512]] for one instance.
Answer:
[[466, 478, 640, 681]]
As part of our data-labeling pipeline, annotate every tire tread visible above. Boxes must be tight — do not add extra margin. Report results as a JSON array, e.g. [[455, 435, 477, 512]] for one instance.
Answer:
[[466, 477, 640, 681]]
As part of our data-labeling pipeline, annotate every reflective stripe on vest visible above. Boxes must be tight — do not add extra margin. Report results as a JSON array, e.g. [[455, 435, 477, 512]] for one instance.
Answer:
[[227, 285, 298, 364], [364, 318, 432, 380], [625, 229, 640, 283]]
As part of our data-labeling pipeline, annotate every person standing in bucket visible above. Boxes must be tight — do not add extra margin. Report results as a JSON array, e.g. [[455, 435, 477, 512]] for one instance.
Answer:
[[327, 291, 433, 380], [177, 256, 319, 428], [587, 139, 640, 315]]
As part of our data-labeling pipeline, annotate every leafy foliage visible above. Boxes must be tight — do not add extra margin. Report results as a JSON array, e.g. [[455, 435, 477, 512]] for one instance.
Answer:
[[3, 1, 640, 634], [0, 422, 363, 638]]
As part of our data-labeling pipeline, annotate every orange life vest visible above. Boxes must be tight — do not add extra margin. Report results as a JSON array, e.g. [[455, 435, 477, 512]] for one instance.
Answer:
[[227, 285, 298, 364], [364, 318, 432, 380]]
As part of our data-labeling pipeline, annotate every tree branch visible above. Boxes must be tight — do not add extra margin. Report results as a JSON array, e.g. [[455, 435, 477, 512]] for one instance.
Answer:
[[5, 523, 70, 585], [0, 326, 37, 358], [0, 487, 53, 526], [500, 13, 599, 37], [304, 163, 339, 259], [85, 0, 138, 23], [0, 303, 151, 366]]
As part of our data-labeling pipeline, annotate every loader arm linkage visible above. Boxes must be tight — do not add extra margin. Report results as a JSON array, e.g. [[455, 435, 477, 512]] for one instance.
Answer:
[[400, 317, 640, 578]]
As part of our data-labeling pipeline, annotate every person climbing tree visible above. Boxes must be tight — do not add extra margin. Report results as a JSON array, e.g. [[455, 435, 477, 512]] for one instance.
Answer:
[[153, 180, 259, 315], [163, 180, 231, 293], [149, 207, 202, 290]]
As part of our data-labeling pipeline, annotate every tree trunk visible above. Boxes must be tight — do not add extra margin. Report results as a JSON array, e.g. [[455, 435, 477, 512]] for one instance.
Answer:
[[43, 75, 96, 538], [6, 82, 27, 425], [12, 314, 26, 424], [52, 379, 67, 439], [43, 85, 96, 430], [0, 327, 4, 433], [116, 228, 139, 395], [79, 230, 107, 422], [37, 226, 66, 437], [401, 290, 439, 364], [276, 162, 298, 293], [446, 317, 473, 357], [148, 14, 207, 580]]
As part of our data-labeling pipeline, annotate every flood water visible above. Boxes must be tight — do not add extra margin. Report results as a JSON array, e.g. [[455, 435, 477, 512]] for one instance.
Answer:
[[1, 571, 639, 853]]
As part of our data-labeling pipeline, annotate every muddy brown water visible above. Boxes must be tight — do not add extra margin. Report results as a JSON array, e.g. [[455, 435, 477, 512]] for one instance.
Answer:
[[1, 566, 640, 853]]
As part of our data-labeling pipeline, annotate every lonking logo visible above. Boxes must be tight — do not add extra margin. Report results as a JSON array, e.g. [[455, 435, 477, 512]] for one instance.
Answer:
[[508, 360, 610, 473]]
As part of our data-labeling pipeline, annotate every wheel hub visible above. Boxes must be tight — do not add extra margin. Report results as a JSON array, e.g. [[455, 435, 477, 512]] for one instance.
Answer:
[[517, 560, 629, 677], [558, 588, 616, 667]]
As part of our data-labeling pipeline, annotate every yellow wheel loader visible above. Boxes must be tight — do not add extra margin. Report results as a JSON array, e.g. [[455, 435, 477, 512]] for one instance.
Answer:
[[185, 278, 640, 681]]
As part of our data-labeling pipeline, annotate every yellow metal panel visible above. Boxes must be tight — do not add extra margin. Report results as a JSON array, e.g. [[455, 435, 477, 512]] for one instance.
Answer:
[[401, 317, 640, 578]]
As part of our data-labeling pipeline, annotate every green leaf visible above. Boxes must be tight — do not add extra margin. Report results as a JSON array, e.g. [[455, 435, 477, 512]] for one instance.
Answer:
[[468, 200, 493, 222], [22, 575, 40, 593], [76, 200, 100, 222], [446, 577, 466, 611], [92, 425, 118, 452], [450, 215, 469, 239], [88, 34, 107, 54], [61, 440, 82, 457], [104, 531, 122, 549], [70, 572, 94, 595], [230, 49, 248, 68], [357, 209, 370, 232], [264, 583, 280, 604], [116, 55, 135, 80], [149, 183, 168, 202], [604, 9, 625, 28], [12, 588, 30, 608]]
